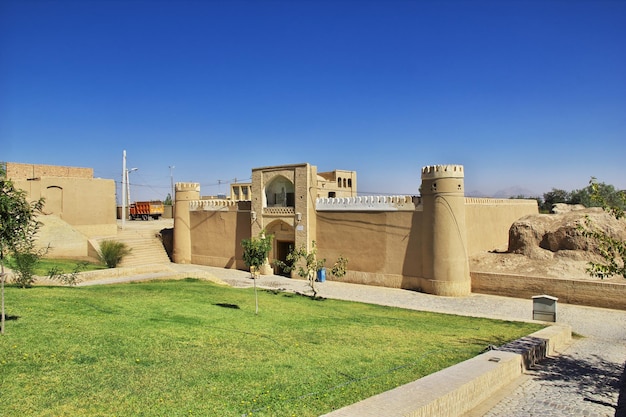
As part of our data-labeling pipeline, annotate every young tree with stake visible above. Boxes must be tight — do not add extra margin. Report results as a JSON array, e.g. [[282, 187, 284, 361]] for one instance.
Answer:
[[0, 166, 44, 334]]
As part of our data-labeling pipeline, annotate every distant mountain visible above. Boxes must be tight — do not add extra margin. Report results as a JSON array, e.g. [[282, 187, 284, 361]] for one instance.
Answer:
[[493, 186, 538, 198], [467, 186, 538, 199], [466, 190, 490, 198]]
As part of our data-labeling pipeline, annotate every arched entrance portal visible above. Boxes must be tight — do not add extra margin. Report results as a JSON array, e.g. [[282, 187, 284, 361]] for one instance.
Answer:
[[266, 220, 295, 276]]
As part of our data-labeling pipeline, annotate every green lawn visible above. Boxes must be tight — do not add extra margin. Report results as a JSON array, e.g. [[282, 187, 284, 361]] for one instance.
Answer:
[[35, 257, 106, 274], [0, 279, 543, 416], [4, 257, 106, 277]]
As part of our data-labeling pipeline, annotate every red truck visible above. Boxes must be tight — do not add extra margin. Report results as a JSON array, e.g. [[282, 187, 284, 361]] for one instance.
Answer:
[[129, 201, 164, 220]]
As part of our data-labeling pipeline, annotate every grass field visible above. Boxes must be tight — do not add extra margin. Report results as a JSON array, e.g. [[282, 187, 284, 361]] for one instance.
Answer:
[[4, 257, 106, 277], [35, 258, 106, 274], [0, 279, 543, 416]]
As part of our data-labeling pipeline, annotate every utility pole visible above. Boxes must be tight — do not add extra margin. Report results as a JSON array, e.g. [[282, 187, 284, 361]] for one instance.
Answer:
[[169, 165, 175, 207], [121, 150, 137, 230], [122, 150, 127, 229], [127, 167, 138, 216]]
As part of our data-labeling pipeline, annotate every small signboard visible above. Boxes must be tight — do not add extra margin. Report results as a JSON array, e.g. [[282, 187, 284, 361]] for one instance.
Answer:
[[532, 295, 558, 322]]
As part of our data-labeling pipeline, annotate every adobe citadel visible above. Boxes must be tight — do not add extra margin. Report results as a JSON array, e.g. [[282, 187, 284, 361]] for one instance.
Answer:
[[6, 161, 624, 308], [173, 163, 537, 297]]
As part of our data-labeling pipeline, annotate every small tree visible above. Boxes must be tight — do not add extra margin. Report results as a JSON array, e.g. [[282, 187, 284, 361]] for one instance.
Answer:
[[541, 188, 571, 212], [331, 255, 349, 279], [283, 241, 324, 298], [580, 178, 626, 279], [0, 166, 45, 334], [241, 231, 273, 314], [276, 241, 348, 298], [571, 181, 625, 211]]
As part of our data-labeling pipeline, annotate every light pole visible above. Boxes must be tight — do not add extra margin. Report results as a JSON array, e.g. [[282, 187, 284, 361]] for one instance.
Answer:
[[122, 150, 127, 229], [121, 149, 137, 230], [126, 167, 138, 216], [169, 165, 175, 206]]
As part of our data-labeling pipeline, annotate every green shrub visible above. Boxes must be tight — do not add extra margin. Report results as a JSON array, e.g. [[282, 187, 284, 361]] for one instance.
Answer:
[[47, 261, 90, 286], [98, 240, 131, 268], [11, 249, 42, 288]]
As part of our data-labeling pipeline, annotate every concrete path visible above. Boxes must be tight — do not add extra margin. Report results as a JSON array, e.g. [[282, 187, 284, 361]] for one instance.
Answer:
[[83, 263, 626, 416]]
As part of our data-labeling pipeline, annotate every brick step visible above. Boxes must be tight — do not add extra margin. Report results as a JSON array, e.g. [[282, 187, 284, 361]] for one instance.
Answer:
[[95, 230, 170, 267]]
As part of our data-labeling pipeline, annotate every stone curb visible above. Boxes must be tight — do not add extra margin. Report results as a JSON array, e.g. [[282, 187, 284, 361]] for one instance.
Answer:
[[322, 325, 571, 417]]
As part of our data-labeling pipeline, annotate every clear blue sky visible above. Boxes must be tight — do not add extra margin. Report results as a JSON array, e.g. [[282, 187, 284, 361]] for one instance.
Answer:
[[2, 0, 625, 202]]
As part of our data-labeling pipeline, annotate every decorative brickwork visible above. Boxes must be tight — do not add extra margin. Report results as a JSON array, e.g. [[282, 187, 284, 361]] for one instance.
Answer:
[[316, 195, 418, 211], [189, 199, 238, 211]]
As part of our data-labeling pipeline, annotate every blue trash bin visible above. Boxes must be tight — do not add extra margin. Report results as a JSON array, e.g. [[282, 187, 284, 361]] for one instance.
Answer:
[[317, 268, 326, 282]]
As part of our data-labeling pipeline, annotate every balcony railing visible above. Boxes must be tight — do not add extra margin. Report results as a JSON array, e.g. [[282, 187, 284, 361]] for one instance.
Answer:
[[263, 206, 295, 215]]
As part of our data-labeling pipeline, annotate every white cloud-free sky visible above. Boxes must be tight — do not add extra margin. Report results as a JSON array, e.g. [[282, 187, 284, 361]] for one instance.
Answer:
[[2, 0, 624, 202]]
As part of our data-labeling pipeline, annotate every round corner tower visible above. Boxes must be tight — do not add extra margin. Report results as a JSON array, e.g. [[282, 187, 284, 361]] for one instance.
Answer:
[[173, 182, 200, 264], [420, 165, 471, 296]]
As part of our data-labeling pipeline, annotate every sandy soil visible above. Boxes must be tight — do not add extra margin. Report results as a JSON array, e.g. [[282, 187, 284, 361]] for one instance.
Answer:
[[469, 250, 624, 282]]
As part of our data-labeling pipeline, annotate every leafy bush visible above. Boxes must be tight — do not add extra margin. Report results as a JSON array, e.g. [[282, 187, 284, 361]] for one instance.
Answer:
[[540, 181, 625, 213], [47, 261, 89, 286], [580, 178, 626, 279], [331, 255, 349, 279], [11, 249, 46, 288], [98, 240, 131, 268]]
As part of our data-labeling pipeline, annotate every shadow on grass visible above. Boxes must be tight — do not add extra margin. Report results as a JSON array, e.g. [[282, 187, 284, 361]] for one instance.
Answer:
[[262, 289, 327, 301], [214, 303, 240, 309]]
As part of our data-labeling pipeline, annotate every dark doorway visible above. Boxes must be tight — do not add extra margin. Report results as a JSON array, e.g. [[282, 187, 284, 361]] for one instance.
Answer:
[[276, 240, 294, 276]]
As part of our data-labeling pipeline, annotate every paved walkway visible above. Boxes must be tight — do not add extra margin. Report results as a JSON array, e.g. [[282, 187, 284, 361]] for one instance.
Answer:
[[85, 263, 626, 416]]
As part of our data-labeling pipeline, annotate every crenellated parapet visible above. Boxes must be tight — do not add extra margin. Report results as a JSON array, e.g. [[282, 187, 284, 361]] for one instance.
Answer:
[[175, 182, 201, 203], [421, 164, 464, 179], [421, 164, 464, 195], [175, 182, 200, 192], [465, 197, 539, 206], [188, 199, 239, 211], [316, 195, 419, 211]]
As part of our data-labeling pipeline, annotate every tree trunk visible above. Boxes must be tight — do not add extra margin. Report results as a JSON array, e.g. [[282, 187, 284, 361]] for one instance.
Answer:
[[1, 263, 6, 335]]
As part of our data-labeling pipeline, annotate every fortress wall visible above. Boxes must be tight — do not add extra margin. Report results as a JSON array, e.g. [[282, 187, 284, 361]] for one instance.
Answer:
[[465, 198, 538, 255], [172, 165, 549, 298], [189, 209, 251, 270], [316, 210, 425, 290], [13, 176, 116, 237], [7, 162, 93, 179], [472, 272, 626, 310], [312, 198, 536, 292]]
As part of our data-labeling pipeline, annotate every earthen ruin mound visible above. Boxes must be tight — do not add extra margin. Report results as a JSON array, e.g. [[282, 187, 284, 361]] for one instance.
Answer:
[[470, 206, 626, 281]]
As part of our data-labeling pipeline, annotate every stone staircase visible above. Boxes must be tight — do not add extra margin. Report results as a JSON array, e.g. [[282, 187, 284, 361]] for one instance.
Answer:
[[113, 226, 171, 268]]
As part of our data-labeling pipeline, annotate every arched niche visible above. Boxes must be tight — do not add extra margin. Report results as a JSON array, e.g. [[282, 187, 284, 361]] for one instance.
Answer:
[[264, 175, 295, 208], [45, 185, 63, 215]]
